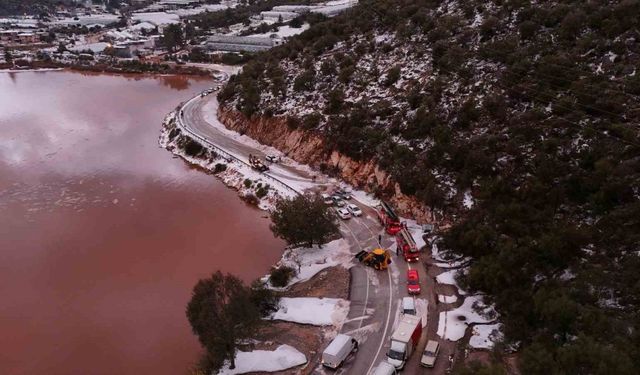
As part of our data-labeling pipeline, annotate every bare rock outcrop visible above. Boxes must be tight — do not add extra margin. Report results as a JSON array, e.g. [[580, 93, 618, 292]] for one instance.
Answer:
[[218, 106, 433, 222]]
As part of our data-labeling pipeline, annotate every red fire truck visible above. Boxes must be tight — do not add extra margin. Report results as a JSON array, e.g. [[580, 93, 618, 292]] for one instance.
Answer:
[[377, 201, 402, 234], [396, 224, 419, 262]]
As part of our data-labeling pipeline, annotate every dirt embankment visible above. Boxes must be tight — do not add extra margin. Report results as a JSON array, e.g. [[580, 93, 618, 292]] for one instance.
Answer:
[[218, 106, 434, 222]]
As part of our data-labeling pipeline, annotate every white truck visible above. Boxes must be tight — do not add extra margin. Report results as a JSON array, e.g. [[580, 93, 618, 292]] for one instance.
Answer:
[[386, 314, 422, 370], [321, 334, 358, 369]]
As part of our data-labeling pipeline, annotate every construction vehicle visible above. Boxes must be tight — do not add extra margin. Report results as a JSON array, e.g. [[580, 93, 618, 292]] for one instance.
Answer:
[[377, 201, 402, 235], [396, 224, 419, 262], [355, 248, 392, 270], [248, 154, 269, 172], [386, 314, 422, 370]]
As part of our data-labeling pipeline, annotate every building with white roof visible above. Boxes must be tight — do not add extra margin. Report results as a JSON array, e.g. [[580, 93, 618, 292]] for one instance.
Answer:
[[206, 35, 283, 52]]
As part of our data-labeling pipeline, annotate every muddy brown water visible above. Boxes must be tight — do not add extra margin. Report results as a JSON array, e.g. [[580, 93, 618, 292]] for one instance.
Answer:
[[0, 71, 285, 375]]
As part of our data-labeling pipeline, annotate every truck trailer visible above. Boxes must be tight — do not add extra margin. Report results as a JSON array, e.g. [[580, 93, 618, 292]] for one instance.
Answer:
[[386, 314, 422, 369]]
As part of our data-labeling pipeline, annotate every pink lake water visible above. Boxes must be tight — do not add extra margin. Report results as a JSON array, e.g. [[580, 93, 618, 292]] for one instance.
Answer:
[[0, 71, 284, 375]]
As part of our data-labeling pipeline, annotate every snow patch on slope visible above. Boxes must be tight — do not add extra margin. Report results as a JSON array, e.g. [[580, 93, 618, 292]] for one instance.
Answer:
[[218, 344, 307, 374], [269, 239, 353, 287], [270, 297, 350, 327], [437, 295, 496, 341]]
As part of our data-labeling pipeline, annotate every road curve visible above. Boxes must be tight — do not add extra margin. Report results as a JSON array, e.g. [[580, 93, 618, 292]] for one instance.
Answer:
[[175, 71, 443, 375]]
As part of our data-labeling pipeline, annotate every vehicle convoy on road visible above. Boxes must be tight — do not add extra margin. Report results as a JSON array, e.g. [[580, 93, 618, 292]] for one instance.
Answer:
[[407, 269, 421, 294], [387, 314, 422, 370], [248, 154, 269, 172], [420, 340, 440, 368], [321, 334, 359, 369], [355, 248, 392, 270], [377, 201, 402, 234], [396, 224, 420, 262]]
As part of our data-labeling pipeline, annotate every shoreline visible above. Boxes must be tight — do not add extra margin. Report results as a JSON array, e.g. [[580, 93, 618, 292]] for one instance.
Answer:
[[163, 81, 506, 374], [160, 111, 291, 211], [160, 110, 354, 374], [0, 62, 212, 76]]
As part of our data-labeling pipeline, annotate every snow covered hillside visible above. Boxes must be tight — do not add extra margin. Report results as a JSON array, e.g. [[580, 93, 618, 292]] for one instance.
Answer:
[[216, 1, 640, 374]]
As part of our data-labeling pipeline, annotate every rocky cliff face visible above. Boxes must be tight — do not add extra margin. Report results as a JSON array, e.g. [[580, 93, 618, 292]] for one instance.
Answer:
[[218, 105, 434, 223]]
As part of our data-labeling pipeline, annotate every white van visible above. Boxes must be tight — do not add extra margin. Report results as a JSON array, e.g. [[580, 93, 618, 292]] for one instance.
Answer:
[[402, 296, 416, 315], [321, 334, 358, 369], [372, 361, 397, 375]]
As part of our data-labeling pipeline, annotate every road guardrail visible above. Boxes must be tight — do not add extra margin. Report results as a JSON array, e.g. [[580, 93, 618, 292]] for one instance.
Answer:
[[174, 95, 302, 196]]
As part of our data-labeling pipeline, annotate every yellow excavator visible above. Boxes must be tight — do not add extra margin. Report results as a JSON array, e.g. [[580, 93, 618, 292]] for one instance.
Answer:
[[355, 248, 392, 270]]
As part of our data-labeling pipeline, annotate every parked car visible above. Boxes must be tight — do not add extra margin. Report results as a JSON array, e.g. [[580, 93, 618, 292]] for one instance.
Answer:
[[407, 269, 421, 294], [340, 192, 352, 200], [321, 334, 358, 369], [420, 340, 440, 368], [336, 208, 351, 220], [265, 154, 279, 163], [347, 204, 362, 217], [332, 195, 346, 207], [321, 193, 333, 205], [401, 296, 416, 315], [371, 361, 397, 375]]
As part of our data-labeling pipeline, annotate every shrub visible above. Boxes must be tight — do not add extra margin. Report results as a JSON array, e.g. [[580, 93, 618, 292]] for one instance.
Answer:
[[168, 128, 180, 141], [302, 113, 322, 130], [519, 20, 538, 40], [256, 186, 268, 198], [269, 265, 296, 287], [243, 179, 253, 188], [184, 139, 204, 157], [480, 16, 499, 38], [325, 89, 345, 114], [213, 163, 227, 174], [385, 65, 401, 86], [242, 193, 259, 206], [293, 69, 315, 92]]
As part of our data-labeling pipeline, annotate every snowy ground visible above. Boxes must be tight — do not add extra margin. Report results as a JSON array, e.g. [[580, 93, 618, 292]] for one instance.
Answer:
[[269, 239, 352, 287], [415, 298, 429, 328], [435, 268, 467, 295], [270, 297, 350, 327], [217, 344, 307, 375], [349, 188, 380, 207], [469, 323, 503, 349], [438, 294, 458, 304], [463, 190, 475, 209], [248, 24, 310, 38], [436, 295, 496, 341]]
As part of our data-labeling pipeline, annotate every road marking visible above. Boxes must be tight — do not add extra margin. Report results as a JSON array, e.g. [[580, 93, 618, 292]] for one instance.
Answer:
[[183, 91, 396, 373], [366, 265, 394, 375], [341, 220, 370, 330]]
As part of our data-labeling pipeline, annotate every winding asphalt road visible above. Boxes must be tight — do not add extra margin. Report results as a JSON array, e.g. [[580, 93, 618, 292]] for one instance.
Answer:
[[176, 71, 449, 375]]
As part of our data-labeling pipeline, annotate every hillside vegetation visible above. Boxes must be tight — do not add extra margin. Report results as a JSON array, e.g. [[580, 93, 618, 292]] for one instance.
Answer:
[[219, 0, 640, 372], [0, 0, 83, 15]]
